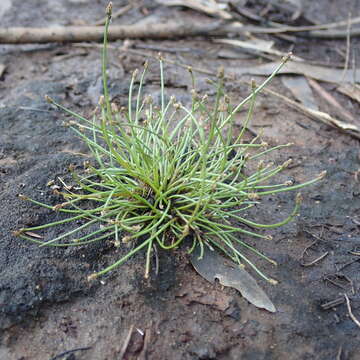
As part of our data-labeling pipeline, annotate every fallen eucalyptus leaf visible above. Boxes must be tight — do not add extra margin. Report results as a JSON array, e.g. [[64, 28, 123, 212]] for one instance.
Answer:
[[191, 245, 276, 312], [232, 61, 360, 84], [281, 75, 318, 110]]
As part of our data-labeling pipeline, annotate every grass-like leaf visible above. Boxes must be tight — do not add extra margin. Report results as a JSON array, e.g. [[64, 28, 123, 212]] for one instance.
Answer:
[[15, 5, 325, 283]]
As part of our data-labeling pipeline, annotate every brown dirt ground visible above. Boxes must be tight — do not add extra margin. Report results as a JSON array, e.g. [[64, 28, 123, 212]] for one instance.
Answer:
[[0, 1, 360, 359]]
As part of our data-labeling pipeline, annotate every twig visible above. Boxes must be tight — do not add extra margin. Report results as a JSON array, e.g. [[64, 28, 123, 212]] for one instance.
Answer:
[[341, 13, 352, 83], [134, 43, 206, 55], [301, 251, 328, 267], [336, 257, 360, 272], [299, 240, 317, 260], [336, 345, 343, 360], [321, 297, 345, 310], [2, 15, 360, 44], [324, 275, 350, 290], [0, 22, 223, 44], [119, 324, 134, 360], [231, 18, 360, 39], [49, 347, 92, 360], [18, 106, 52, 112], [138, 327, 151, 360], [308, 28, 360, 39], [353, 52, 357, 84], [344, 293, 360, 329]]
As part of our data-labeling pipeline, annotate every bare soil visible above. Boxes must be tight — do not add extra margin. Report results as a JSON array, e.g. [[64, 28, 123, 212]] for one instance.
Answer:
[[0, 1, 360, 359]]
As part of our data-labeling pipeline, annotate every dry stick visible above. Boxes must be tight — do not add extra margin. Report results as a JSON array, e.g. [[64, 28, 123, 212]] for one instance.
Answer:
[[49, 347, 92, 360], [119, 324, 134, 360], [301, 251, 329, 267], [344, 294, 360, 329], [272, 15, 360, 32], [341, 13, 352, 83], [138, 327, 151, 360], [309, 28, 360, 39], [321, 297, 345, 310], [336, 346, 343, 360], [0, 22, 223, 44], [353, 52, 357, 84], [2, 15, 360, 44]]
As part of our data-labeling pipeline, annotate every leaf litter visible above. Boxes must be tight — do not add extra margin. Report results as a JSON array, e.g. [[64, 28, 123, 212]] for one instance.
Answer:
[[191, 244, 276, 312]]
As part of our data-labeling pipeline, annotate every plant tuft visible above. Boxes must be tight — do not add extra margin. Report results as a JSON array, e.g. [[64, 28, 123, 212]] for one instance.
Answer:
[[16, 5, 325, 283]]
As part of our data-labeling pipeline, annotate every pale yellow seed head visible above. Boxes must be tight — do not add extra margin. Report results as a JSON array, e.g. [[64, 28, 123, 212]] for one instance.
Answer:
[[283, 159, 292, 168], [122, 236, 131, 243], [318, 170, 327, 179], [248, 193, 260, 200], [45, 95, 53, 104], [87, 273, 98, 282], [111, 102, 119, 113], [98, 95, 105, 106]]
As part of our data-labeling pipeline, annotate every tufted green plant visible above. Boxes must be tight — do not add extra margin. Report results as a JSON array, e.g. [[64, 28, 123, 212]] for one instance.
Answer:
[[16, 3, 325, 283]]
